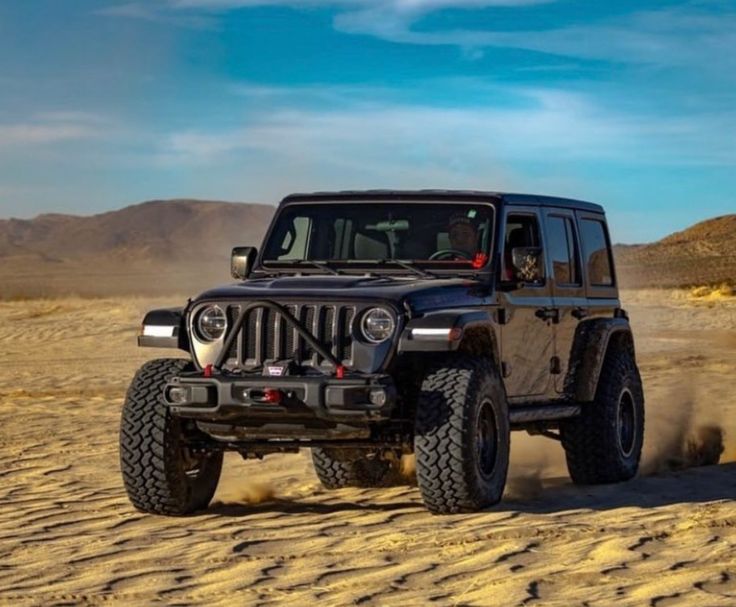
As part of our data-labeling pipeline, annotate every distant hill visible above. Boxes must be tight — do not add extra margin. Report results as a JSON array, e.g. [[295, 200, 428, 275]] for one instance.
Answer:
[[0, 199, 275, 298], [0, 199, 274, 262], [615, 214, 736, 288]]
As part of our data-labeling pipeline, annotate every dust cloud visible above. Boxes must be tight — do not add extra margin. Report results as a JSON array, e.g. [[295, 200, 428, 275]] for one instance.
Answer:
[[641, 379, 726, 474], [501, 374, 728, 497], [212, 481, 276, 506]]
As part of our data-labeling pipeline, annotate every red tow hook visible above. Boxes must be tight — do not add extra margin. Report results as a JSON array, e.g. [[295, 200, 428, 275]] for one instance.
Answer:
[[204, 364, 213, 378], [335, 365, 345, 379], [262, 388, 282, 404]]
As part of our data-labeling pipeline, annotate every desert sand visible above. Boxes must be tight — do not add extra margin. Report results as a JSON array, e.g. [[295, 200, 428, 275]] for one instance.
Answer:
[[1, 289, 735, 606]]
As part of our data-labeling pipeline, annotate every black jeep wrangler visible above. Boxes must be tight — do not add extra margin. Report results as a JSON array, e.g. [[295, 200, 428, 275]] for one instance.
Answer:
[[120, 190, 644, 515]]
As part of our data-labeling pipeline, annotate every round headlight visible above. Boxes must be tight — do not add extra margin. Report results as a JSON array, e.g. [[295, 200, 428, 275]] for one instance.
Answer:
[[360, 308, 395, 344], [196, 305, 227, 341]]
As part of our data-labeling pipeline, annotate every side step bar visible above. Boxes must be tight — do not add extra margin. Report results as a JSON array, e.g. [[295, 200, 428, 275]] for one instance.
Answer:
[[509, 403, 581, 425]]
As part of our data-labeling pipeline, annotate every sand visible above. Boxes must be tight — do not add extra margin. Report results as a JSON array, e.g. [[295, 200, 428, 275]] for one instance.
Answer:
[[1, 291, 735, 606]]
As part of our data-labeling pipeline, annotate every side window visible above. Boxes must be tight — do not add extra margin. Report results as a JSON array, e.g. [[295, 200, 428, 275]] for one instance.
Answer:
[[277, 216, 311, 260], [503, 213, 543, 283], [580, 218, 614, 286], [546, 215, 581, 286]]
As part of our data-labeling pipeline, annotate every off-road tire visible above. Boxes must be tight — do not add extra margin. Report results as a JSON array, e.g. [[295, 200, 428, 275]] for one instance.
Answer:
[[120, 358, 223, 515], [560, 345, 644, 484], [414, 356, 510, 514], [311, 448, 401, 489]]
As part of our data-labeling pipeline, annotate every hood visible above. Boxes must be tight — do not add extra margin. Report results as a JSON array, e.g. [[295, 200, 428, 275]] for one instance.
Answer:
[[193, 275, 493, 313]]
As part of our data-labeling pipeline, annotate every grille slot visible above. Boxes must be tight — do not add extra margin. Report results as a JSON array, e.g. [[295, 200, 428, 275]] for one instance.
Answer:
[[227, 302, 356, 369]]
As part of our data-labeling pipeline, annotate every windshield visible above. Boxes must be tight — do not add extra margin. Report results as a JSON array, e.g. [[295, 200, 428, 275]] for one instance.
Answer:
[[262, 202, 495, 271]]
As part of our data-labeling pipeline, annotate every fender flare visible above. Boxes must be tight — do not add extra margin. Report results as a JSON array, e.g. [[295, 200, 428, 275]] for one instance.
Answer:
[[564, 317, 635, 402], [397, 309, 498, 356], [138, 307, 190, 351]]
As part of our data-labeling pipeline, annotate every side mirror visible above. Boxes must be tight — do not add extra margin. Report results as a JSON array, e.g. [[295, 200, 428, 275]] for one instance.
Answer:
[[511, 246, 544, 284], [231, 246, 257, 280]]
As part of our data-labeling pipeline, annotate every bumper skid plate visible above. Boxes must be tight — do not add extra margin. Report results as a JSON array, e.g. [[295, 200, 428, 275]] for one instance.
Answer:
[[163, 372, 396, 423]]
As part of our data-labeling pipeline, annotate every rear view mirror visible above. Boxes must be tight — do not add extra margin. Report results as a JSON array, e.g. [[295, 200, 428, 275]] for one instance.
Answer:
[[511, 246, 544, 284], [231, 246, 257, 280]]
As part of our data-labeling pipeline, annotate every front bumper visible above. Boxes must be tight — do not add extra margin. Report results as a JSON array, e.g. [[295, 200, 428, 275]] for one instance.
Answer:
[[163, 371, 397, 424]]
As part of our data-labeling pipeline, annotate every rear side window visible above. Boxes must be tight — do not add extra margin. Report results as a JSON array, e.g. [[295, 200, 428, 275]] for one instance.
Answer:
[[546, 215, 580, 286], [580, 218, 614, 286]]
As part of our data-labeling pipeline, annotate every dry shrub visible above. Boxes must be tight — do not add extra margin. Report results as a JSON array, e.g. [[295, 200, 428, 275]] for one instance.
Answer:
[[689, 283, 736, 300]]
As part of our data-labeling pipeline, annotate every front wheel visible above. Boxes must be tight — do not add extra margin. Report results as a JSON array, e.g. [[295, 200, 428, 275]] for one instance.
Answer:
[[119, 358, 223, 515], [414, 356, 510, 514]]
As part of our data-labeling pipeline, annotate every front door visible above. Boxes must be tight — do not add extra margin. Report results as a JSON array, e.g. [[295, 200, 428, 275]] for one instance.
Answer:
[[497, 208, 556, 400]]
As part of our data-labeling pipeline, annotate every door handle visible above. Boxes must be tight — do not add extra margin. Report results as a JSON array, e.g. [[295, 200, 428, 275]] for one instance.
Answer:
[[535, 307, 559, 323], [572, 307, 589, 320]]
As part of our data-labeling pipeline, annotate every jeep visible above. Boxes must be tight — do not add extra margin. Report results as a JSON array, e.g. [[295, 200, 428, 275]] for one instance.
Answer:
[[120, 190, 645, 515]]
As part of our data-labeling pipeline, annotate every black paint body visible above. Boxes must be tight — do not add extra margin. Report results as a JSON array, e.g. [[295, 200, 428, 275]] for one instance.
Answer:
[[139, 190, 638, 448]]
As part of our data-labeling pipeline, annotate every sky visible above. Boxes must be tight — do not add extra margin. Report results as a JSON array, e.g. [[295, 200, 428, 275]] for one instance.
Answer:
[[0, 0, 734, 242]]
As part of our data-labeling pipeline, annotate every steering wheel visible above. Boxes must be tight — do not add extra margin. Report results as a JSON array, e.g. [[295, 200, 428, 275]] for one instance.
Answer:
[[429, 249, 473, 261]]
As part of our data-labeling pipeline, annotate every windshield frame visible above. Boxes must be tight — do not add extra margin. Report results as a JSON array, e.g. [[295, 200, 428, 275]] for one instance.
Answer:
[[256, 199, 497, 277]]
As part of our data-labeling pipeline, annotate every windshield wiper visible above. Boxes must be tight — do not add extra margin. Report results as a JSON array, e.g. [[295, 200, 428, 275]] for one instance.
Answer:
[[348, 259, 436, 279], [288, 259, 342, 276]]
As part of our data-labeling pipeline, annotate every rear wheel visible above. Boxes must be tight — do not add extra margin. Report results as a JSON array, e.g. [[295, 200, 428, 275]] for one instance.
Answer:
[[311, 448, 401, 489], [414, 356, 509, 514], [120, 358, 223, 515], [561, 345, 645, 484]]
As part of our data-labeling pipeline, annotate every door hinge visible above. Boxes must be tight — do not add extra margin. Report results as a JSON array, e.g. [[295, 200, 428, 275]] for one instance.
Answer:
[[535, 307, 560, 324], [572, 307, 589, 320], [501, 361, 511, 378], [550, 356, 562, 374]]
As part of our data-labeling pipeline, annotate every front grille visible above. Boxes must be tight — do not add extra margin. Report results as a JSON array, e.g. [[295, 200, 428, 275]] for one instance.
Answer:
[[225, 303, 356, 369]]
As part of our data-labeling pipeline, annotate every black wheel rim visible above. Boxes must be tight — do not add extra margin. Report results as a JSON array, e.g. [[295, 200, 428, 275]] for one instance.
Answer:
[[475, 399, 498, 480], [618, 388, 636, 458]]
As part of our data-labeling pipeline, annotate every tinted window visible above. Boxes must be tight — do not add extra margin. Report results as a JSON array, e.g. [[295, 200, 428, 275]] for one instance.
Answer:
[[580, 219, 614, 286], [546, 216, 580, 286], [277, 216, 311, 260], [503, 214, 543, 283]]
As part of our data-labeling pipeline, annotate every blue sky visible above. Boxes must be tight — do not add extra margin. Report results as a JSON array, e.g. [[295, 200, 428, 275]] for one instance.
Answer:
[[0, 0, 734, 242]]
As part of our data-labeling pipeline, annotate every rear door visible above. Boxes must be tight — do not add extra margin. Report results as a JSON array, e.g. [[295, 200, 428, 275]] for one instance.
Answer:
[[541, 208, 585, 394]]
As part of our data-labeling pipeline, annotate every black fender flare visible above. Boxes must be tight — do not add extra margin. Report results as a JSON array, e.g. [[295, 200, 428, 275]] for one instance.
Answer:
[[138, 307, 190, 351], [564, 317, 636, 403]]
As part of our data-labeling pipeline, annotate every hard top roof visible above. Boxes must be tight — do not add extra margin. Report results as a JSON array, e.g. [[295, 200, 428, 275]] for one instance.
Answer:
[[280, 189, 604, 213]]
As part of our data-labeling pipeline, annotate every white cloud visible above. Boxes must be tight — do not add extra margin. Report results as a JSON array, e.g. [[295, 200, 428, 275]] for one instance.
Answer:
[[101, 1, 736, 79], [162, 1, 736, 76], [0, 124, 97, 146], [158, 86, 736, 171], [334, 5, 736, 72], [0, 112, 111, 146]]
